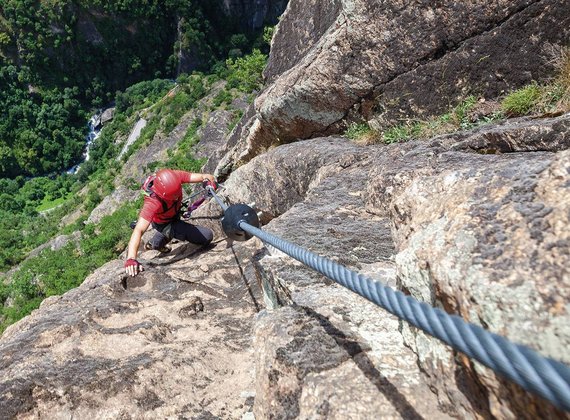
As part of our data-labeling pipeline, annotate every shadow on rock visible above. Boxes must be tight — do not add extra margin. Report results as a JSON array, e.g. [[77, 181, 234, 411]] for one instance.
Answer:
[[146, 242, 218, 268], [303, 307, 425, 420]]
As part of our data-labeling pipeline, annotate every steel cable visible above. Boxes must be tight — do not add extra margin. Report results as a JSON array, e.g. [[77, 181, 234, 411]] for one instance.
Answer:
[[238, 221, 570, 411]]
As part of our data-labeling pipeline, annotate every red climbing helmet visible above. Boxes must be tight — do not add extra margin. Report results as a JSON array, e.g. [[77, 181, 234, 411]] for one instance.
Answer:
[[151, 169, 182, 201]]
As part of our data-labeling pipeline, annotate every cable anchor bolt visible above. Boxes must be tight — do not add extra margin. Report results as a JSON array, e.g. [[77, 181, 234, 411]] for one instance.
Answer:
[[221, 204, 260, 241]]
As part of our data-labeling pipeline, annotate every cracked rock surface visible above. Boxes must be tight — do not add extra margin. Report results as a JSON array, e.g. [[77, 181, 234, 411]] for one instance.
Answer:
[[0, 243, 262, 419], [216, 0, 570, 176], [1, 0, 570, 416], [1, 115, 569, 418], [235, 120, 569, 418]]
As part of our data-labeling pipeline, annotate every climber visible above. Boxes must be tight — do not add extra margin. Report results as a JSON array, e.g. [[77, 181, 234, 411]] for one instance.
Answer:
[[124, 169, 216, 277]]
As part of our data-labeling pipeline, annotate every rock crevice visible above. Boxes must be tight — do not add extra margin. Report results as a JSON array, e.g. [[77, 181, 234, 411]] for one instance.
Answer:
[[216, 0, 570, 175]]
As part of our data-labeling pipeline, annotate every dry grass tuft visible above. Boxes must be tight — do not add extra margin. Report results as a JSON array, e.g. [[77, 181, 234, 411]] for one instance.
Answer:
[[344, 46, 570, 145], [552, 46, 570, 111]]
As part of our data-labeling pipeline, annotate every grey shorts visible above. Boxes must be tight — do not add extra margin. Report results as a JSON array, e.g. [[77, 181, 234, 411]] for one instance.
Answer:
[[149, 220, 213, 249]]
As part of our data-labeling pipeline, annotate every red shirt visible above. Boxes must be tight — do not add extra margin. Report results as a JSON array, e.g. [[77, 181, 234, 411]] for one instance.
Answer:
[[139, 170, 193, 224]]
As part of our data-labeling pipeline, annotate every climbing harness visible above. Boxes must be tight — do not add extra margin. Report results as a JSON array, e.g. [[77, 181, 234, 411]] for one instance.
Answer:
[[205, 186, 570, 412], [130, 179, 218, 228]]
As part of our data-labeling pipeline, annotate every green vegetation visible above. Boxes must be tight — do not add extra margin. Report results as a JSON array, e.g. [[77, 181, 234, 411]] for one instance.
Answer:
[[0, 175, 78, 270], [115, 79, 174, 115], [345, 96, 503, 145], [381, 96, 495, 144], [346, 47, 570, 146], [501, 80, 568, 116], [501, 83, 543, 116], [500, 47, 570, 117], [0, 200, 140, 333], [0, 70, 86, 177], [210, 49, 268, 109], [162, 119, 206, 172], [226, 49, 267, 92], [36, 195, 68, 213], [344, 123, 377, 143], [0, 0, 182, 177], [263, 26, 275, 45], [502, 47, 569, 116], [118, 75, 210, 165], [0, 0, 267, 97], [145, 118, 206, 174], [213, 89, 234, 108], [0, 1, 274, 178]]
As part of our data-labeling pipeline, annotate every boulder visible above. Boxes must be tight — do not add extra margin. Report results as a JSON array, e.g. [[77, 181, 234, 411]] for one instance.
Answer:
[[216, 0, 570, 176], [100, 107, 115, 126], [49, 232, 82, 252]]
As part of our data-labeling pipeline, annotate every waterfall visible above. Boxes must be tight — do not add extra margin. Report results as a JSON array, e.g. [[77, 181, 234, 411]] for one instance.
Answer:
[[66, 113, 102, 174]]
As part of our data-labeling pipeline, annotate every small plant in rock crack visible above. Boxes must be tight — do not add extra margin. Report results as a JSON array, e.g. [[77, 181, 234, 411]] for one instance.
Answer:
[[343, 122, 381, 144], [501, 46, 570, 116], [501, 83, 542, 116], [378, 96, 487, 144]]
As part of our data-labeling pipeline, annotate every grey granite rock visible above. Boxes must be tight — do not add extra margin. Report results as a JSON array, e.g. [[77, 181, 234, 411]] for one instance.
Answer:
[[216, 0, 570, 176], [2, 114, 570, 417], [0, 243, 262, 418]]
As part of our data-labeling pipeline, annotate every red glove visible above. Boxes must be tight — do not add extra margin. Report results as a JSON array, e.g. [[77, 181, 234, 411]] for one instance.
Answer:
[[124, 258, 143, 276]]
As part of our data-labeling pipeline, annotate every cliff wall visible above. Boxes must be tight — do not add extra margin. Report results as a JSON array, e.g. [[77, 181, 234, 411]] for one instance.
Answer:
[[221, 0, 288, 31], [216, 0, 570, 176], [0, 0, 569, 418]]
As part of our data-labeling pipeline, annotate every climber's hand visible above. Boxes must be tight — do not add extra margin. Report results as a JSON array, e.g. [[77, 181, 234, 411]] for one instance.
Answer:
[[202, 178, 218, 191], [124, 258, 143, 277]]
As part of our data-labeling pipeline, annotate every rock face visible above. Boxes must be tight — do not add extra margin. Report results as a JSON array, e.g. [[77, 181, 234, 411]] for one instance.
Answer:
[[1, 0, 570, 418], [363, 119, 570, 418], [100, 107, 115, 126], [207, 115, 570, 417], [86, 186, 138, 225], [221, 0, 288, 31], [263, 0, 342, 82], [0, 243, 262, 418], [216, 0, 570, 176], [117, 82, 226, 186], [381, 149, 570, 418], [198, 96, 251, 175], [1, 114, 569, 418]]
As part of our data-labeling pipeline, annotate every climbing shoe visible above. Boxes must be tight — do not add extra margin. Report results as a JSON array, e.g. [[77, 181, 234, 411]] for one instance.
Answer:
[[144, 243, 171, 253]]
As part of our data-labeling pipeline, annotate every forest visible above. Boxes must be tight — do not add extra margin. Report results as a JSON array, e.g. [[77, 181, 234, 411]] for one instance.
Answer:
[[0, 0, 272, 276], [0, 0, 269, 178]]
